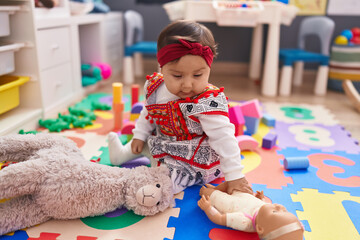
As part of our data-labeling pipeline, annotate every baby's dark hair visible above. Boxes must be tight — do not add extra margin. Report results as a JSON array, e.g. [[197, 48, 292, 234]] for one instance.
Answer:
[[157, 20, 218, 58]]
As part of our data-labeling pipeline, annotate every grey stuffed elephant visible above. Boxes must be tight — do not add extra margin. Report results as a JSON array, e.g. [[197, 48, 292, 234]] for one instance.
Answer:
[[0, 133, 174, 236]]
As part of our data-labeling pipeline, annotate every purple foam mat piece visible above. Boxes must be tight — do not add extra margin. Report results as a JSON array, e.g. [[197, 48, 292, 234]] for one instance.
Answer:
[[275, 121, 360, 154]]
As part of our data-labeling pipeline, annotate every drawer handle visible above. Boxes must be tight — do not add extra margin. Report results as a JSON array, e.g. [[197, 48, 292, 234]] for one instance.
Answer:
[[51, 44, 59, 50]]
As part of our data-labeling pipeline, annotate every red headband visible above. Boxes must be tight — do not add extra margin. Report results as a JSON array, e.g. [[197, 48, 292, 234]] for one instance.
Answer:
[[157, 39, 214, 68]]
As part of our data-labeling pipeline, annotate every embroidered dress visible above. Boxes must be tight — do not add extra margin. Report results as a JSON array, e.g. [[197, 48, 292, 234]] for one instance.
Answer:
[[133, 73, 244, 192]]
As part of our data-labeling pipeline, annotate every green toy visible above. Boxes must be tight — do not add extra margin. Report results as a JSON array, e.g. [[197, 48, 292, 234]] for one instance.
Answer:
[[39, 118, 59, 128], [91, 101, 111, 111], [58, 113, 78, 123], [68, 107, 89, 117], [47, 120, 71, 132], [72, 117, 93, 128], [18, 129, 40, 135]]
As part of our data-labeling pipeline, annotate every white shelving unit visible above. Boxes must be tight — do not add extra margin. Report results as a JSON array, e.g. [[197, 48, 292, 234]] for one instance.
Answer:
[[0, 0, 123, 135]]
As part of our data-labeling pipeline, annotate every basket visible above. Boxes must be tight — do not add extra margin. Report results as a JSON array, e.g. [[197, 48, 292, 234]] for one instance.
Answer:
[[0, 75, 30, 114], [212, 1, 264, 27]]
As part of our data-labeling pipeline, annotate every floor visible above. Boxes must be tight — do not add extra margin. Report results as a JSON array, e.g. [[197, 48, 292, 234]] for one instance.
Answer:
[[97, 60, 360, 142]]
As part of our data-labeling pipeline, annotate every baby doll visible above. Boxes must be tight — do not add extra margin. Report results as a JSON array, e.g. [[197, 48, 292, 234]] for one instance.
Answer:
[[108, 20, 252, 195], [198, 183, 304, 240]]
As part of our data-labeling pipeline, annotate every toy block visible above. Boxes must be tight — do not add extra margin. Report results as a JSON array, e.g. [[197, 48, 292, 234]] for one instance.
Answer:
[[113, 83, 124, 131], [236, 135, 258, 151], [229, 105, 245, 136], [131, 84, 140, 107], [229, 105, 245, 124], [283, 156, 309, 170], [130, 113, 140, 121], [131, 102, 144, 114], [240, 99, 262, 118], [244, 116, 260, 135], [262, 132, 277, 149], [121, 122, 136, 135], [261, 113, 276, 127]]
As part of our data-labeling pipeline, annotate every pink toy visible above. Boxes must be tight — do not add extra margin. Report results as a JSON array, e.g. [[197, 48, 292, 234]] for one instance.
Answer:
[[229, 105, 245, 136], [240, 99, 262, 118], [92, 62, 112, 79], [236, 135, 258, 151], [121, 122, 136, 135]]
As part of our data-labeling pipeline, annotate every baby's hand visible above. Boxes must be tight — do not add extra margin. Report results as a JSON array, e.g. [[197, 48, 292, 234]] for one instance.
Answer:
[[255, 190, 265, 201], [226, 177, 253, 195], [131, 139, 145, 154], [198, 195, 211, 211]]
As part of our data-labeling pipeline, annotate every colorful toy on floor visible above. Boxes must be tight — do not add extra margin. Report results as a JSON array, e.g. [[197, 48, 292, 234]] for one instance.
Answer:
[[113, 82, 124, 131], [0, 133, 174, 236], [236, 135, 258, 151], [198, 183, 304, 240], [262, 132, 278, 149], [240, 99, 262, 135], [18, 129, 40, 135], [261, 113, 276, 127], [121, 122, 136, 135], [283, 156, 310, 170], [91, 101, 111, 111], [39, 118, 71, 132], [131, 84, 140, 106], [229, 105, 245, 136], [92, 62, 112, 79], [72, 117, 94, 128], [58, 113, 78, 123]]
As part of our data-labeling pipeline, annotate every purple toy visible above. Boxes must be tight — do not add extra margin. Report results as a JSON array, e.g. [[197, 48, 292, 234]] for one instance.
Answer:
[[262, 132, 277, 149]]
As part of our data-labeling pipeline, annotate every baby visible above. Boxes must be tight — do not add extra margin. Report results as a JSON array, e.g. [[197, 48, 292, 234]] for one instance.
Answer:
[[108, 20, 252, 195], [198, 183, 304, 240]]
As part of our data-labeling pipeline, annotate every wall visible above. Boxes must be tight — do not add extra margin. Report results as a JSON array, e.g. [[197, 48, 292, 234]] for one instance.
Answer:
[[104, 0, 360, 64]]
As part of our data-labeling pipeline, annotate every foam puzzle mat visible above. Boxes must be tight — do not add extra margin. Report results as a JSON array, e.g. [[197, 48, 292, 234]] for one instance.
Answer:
[[1, 93, 360, 240]]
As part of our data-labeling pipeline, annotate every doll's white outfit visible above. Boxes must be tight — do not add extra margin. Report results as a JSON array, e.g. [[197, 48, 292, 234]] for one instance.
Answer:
[[109, 73, 244, 193], [209, 190, 266, 232]]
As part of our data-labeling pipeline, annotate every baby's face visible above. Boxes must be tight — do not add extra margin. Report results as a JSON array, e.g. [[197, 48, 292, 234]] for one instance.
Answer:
[[256, 204, 302, 238], [161, 54, 210, 99]]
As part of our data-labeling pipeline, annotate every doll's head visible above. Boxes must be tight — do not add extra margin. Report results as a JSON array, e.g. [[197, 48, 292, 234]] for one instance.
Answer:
[[256, 204, 304, 240], [157, 20, 218, 99]]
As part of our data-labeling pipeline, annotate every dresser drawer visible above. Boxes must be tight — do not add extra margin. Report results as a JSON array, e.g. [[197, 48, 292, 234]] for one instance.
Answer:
[[37, 26, 71, 70], [40, 63, 73, 109]]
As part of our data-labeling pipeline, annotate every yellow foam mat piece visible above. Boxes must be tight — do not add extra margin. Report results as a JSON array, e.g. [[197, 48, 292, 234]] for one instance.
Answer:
[[291, 188, 360, 240]]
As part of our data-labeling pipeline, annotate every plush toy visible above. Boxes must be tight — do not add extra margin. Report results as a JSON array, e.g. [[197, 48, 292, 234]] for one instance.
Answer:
[[0, 133, 174, 236], [198, 183, 304, 240]]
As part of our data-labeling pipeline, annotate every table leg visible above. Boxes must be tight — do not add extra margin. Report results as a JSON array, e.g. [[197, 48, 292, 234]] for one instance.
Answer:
[[261, 19, 281, 97], [249, 24, 263, 80]]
